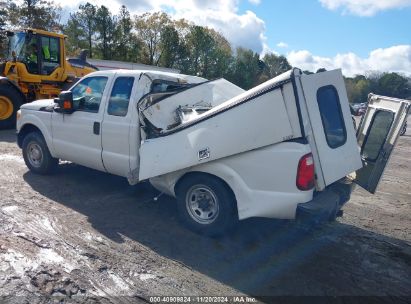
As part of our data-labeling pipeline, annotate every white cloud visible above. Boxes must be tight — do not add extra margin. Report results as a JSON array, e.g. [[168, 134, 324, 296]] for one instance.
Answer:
[[276, 42, 288, 48], [319, 0, 411, 16], [176, 9, 266, 53], [248, 0, 261, 5], [55, 0, 266, 54], [287, 45, 411, 76]]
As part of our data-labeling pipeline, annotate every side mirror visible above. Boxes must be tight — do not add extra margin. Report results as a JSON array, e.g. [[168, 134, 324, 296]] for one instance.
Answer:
[[54, 91, 74, 114]]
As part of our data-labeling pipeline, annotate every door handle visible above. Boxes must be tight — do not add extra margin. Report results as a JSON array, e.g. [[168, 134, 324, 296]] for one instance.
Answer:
[[93, 122, 100, 135]]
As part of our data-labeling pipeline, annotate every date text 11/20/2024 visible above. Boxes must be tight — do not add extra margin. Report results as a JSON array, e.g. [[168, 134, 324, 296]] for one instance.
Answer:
[[149, 296, 258, 303]]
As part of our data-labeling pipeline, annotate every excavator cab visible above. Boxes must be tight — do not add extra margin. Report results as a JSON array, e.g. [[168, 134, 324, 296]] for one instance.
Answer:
[[7, 29, 61, 76]]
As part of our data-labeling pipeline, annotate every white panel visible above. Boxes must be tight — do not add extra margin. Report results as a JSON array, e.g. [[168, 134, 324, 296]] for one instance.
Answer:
[[149, 142, 313, 220], [300, 70, 362, 186], [139, 88, 294, 180], [281, 83, 302, 138], [354, 94, 410, 193], [101, 74, 139, 177], [52, 111, 106, 171]]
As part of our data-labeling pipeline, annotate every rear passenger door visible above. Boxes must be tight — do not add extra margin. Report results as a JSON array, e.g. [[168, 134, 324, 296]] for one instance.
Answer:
[[354, 94, 410, 193], [101, 74, 137, 177]]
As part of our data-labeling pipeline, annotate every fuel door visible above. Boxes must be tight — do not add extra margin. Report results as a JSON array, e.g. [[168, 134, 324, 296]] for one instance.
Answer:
[[354, 94, 410, 193]]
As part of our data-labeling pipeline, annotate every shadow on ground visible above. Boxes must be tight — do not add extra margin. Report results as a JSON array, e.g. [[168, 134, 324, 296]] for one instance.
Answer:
[[23, 164, 411, 298], [0, 129, 17, 143]]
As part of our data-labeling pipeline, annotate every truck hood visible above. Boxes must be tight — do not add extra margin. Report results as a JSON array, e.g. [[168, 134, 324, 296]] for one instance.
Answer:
[[20, 99, 55, 111]]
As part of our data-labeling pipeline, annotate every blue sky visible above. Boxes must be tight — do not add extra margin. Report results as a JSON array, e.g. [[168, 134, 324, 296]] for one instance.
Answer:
[[56, 0, 411, 76], [239, 0, 411, 58]]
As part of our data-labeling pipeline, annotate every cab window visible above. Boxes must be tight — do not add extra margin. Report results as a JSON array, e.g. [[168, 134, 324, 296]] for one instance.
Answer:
[[108, 77, 134, 117], [40, 36, 60, 74], [361, 110, 394, 161], [150, 79, 190, 93], [317, 85, 347, 149], [71, 76, 108, 113], [22, 35, 39, 74]]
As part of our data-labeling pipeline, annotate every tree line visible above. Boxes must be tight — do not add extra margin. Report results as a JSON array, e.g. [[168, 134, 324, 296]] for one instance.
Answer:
[[0, 0, 410, 100], [345, 72, 411, 102]]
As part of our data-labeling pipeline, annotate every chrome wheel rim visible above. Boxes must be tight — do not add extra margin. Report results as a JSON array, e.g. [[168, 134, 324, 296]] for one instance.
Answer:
[[27, 142, 43, 168], [185, 185, 219, 224]]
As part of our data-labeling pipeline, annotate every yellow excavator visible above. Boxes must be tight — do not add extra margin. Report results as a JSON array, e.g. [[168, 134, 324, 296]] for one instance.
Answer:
[[0, 29, 97, 129]]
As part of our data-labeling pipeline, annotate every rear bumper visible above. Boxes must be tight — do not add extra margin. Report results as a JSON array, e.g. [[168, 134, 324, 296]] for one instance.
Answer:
[[296, 180, 354, 222]]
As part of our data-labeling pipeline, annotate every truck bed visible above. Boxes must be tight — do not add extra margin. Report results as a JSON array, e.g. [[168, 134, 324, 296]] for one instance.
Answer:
[[138, 71, 302, 180]]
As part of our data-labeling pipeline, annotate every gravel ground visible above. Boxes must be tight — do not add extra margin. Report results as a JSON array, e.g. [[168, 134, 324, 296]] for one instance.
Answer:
[[0, 123, 410, 304]]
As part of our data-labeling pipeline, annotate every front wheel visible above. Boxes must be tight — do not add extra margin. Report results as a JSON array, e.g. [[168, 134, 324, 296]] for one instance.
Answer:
[[0, 86, 23, 129], [176, 174, 238, 236], [22, 132, 58, 174]]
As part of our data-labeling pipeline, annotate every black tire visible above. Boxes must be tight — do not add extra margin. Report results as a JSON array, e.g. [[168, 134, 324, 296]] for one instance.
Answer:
[[22, 132, 58, 175], [400, 124, 406, 136], [0, 85, 23, 129], [176, 174, 238, 237]]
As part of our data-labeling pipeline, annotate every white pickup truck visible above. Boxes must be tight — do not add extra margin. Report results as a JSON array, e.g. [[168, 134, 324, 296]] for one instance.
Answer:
[[16, 68, 410, 235]]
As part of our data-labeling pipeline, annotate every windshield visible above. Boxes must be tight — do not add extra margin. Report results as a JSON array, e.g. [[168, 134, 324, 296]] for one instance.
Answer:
[[7, 32, 37, 62]]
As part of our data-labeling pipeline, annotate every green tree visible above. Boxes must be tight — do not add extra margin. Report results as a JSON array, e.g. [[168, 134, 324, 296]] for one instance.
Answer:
[[113, 5, 138, 61], [227, 47, 262, 89], [134, 12, 172, 65], [0, 1, 7, 56], [366, 71, 383, 95], [206, 29, 232, 79], [158, 25, 181, 68], [182, 25, 232, 79], [7, 0, 61, 30], [346, 72, 411, 104], [348, 77, 370, 103], [354, 78, 370, 102], [262, 53, 291, 78], [63, 12, 89, 56], [95, 5, 117, 59], [344, 77, 356, 103], [77, 3, 97, 58], [377, 72, 410, 99], [185, 26, 213, 75]]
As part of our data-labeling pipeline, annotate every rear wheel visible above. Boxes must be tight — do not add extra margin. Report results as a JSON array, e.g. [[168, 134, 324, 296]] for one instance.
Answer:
[[176, 174, 238, 236], [22, 132, 58, 174], [0, 86, 23, 129]]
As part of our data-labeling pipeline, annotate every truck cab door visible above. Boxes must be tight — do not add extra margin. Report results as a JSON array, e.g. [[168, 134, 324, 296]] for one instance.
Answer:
[[353, 94, 410, 193], [52, 75, 111, 171]]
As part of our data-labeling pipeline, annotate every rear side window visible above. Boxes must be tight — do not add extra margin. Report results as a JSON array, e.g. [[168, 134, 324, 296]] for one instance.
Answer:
[[150, 79, 190, 93], [316, 85, 347, 148], [361, 110, 394, 161], [108, 77, 134, 117]]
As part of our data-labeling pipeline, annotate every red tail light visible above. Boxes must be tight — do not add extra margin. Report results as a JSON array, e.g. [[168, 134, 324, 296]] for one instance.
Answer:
[[296, 153, 315, 191]]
